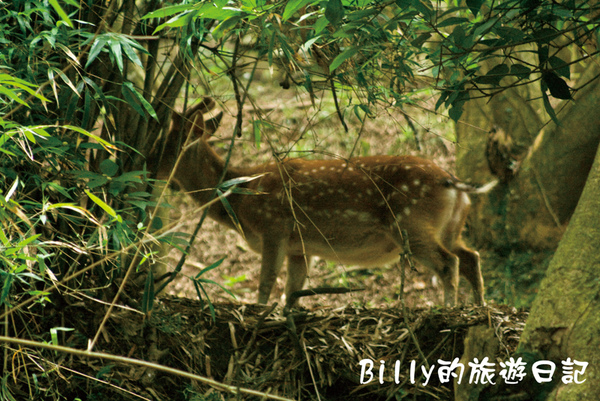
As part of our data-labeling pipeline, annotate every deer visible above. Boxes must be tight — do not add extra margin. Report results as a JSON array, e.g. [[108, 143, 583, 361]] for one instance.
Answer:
[[155, 98, 497, 307]]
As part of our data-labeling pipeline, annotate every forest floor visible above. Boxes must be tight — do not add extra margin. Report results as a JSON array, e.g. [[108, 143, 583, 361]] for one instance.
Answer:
[[50, 298, 527, 400]]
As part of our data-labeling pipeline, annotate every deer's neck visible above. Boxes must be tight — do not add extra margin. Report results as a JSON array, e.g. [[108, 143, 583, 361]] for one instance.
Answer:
[[174, 139, 249, 225]]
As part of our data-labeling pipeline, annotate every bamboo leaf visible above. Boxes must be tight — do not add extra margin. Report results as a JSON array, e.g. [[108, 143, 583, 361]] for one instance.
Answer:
[[329, 47, 359, 72], [48, 0, 74, 28], [283, 0, 316, 21], [325, 0, 344, 25], [85, 190, 122, 222]]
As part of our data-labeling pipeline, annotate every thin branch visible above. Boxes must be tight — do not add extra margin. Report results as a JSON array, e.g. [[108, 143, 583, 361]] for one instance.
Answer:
[[397, 230, 429, 370], [0, 336, 294, 401], [330, 78, 349, 133], [155, 35, 247, 296]]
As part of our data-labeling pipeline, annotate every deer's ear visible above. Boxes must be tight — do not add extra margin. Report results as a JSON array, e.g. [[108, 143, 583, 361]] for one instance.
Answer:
[[205, 111, 223, 135], [184, 97, 215, 119], [185, 111, 207, 139], [181, 98, 220, 138], [170, 111, 184, 135], [169, 109, 205, 139]]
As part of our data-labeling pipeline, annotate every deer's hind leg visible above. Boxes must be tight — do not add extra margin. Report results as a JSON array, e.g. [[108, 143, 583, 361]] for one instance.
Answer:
[[453, 243, 484, 305], [390, 226, 460, 306]]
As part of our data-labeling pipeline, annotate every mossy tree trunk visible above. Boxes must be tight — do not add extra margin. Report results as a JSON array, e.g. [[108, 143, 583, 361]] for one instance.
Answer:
[[516, 140, 600, 399]]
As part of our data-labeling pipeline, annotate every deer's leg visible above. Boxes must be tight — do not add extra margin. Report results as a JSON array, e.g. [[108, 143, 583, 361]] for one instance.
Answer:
[[418, 245, 460, 306], [390, 228, 460, 306], [285, 254, 311, 306], [257, 235, 288, 304], [453, 245, 485, 305]]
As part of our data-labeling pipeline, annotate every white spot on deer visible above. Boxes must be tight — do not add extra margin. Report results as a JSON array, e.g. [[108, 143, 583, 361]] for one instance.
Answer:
[[348, 167, 354, 172], [341, 163, 347, 168], [413, 179, 421, 186], [401, 184, 409, 192], [312, 169, 318, 173], [320, 166, 326, 171], [404, 207, 411, 216], [356, 211, 374, 222], [366, 189, 373, 196], [404, 165, 411, 170], [391, 166, 398, 173], [411, 198, 418, 205]]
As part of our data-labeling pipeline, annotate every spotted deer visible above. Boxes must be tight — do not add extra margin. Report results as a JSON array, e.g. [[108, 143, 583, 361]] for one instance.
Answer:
[[156, 98, 496, 306]]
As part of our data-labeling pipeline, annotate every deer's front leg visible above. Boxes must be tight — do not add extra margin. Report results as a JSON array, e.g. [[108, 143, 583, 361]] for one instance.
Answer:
[[257, 234, 288, 304]]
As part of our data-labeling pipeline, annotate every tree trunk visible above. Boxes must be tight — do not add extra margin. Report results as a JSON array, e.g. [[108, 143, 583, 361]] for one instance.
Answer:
[[516, 140, 600, 399], [456, 65, 600, 251]]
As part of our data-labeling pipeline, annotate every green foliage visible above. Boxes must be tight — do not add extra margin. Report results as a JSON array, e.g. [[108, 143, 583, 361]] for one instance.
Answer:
[[191, 257, 236, 321], [483, 249, 553, 308], [151, 0, 598, 121], [0, 0, 188, 361], [0, 81, 154, 304], [85, 33, 148, 73]]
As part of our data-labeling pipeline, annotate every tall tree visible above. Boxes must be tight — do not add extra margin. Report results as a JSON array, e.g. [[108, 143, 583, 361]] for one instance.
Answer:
[[492, 141, 600, 400]]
